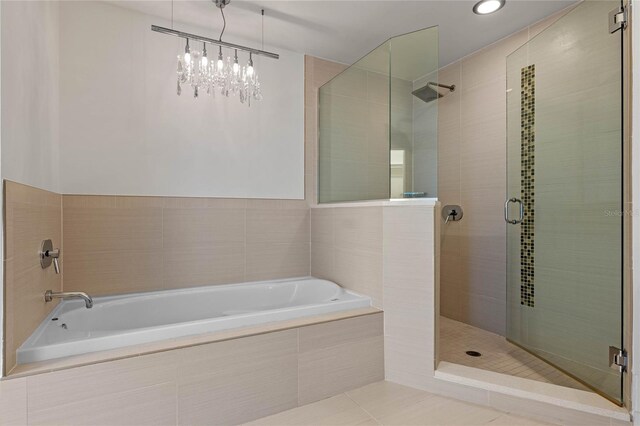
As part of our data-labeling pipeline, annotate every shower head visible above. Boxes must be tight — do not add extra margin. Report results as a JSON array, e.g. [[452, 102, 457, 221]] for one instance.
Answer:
[[412, 82, 455, 103]]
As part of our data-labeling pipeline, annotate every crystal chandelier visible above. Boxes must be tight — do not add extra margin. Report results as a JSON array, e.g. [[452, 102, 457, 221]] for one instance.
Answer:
[[152, 0, 279, 106]]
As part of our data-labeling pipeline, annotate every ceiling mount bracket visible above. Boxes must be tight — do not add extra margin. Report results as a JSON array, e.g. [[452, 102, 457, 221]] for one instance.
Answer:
[[214, 0, 230, 9]]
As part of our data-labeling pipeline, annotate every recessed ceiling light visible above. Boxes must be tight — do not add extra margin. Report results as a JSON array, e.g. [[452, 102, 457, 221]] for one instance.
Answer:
[[473, 0, 506, 15]]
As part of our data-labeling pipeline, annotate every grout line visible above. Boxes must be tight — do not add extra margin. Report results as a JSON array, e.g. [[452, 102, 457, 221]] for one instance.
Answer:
[[343, 390, 383, 425]]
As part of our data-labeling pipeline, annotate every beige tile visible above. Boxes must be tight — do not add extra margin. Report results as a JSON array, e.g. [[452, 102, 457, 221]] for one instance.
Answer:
[[162, 196, 247, 209], [6, 201, 62, 273], [488, 393, 611, 426], [438, 317, 589, 391], [163, 207, 245, 248], [27, 350, 177, 411], [299, 314, 384, 405], [383, 206, 434, 242], [527, 5, 576, 40], [333, 207, 382, 252], [114, 195, 165, 208], [384, 335, 434, 381], [460, 28, 528, 89], [488, 414, 555, 425], [311, 207, 334, 244], [333, 247, 383, 307], [345, 381, 433, 421], [246, 199, 284, 210], [298, 313, 383, 353], [163, 244, 245, 288], [29, 382, 176, 426], [177, 331, 298, 425], [310, 241, 335, 280], [5, 261, 61, 372], [374, 392, 503, 426], [299, 335, 385, 406], [459, 78, 506, 128], [0, 378, 27, 426], [311, 57, 348, 87], [63, 205, 162, 253], [245, 394, 376, 426], [246, 208, 310, 244], [63, 248, 163, 295], [5, 181, 61, 207], [62, 195, 116, 209], [245, 242, 310, 281]]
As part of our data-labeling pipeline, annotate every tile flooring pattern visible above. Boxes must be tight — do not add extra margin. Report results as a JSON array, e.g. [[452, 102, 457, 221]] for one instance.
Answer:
[[439, 317, 590, 392], [246, 381, 553, 425]]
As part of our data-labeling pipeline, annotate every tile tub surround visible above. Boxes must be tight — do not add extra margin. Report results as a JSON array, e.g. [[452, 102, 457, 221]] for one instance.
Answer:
[[62, 196, 310, 295], [0, 312, 384, 426], [3, 181, 62, 376]]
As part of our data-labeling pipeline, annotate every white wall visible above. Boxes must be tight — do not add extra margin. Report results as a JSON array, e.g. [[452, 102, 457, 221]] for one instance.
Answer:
[[1, 1, 60, 193], [58, 1, 304, 199]]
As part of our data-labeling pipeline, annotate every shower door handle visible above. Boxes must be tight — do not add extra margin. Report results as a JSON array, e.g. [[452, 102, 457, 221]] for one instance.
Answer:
[[504, 198, 524, 224]]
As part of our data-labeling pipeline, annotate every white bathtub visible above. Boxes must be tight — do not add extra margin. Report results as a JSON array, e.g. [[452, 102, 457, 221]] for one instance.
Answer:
[[18, 277, 370, 364]]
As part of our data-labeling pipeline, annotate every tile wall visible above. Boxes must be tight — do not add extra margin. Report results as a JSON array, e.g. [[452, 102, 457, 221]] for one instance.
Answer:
[[3, 182, 62, 375], [62, 196, 310, 295]]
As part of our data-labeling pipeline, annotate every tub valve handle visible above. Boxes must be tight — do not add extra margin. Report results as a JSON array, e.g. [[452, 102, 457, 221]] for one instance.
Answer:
[[40, 239, 61, 274]]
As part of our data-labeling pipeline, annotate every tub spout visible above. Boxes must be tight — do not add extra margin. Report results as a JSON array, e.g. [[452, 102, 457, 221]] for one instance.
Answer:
[[45, 290, 93, 309]]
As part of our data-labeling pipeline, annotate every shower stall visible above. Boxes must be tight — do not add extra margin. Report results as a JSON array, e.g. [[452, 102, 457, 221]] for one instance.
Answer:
[[505, 0, 626, 405], [317, 0, 627, 408]]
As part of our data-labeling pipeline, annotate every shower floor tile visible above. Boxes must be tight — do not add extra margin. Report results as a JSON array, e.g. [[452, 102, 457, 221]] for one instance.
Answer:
[[439, 316, 592, 392]]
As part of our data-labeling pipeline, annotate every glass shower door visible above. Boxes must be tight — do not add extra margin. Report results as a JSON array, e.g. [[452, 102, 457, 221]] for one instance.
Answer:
[[505, 0, 624, 404]]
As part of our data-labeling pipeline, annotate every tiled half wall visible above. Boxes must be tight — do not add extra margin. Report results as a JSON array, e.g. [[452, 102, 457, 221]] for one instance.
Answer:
[[0, 313, 384, 425]]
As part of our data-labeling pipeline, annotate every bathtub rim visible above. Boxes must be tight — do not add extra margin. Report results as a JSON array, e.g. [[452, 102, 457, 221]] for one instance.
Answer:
[[18, 276, 368, 363], [9, 277, 378, 378]]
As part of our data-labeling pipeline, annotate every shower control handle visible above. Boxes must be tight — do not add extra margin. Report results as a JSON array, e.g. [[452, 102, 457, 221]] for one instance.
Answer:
[[40, 239, 61, 274], [504, 198, 524, 225]]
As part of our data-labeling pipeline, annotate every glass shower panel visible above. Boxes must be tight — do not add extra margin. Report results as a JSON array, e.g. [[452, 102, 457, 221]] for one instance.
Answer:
[[390, 27, 439, 199], [318, 42, 390, 203], [318, 26, 439, 203], [506, 0, 623, 403]]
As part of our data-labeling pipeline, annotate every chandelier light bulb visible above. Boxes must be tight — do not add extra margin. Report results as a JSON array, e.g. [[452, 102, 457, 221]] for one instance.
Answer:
[[184, 39, 191, 64], [247, 53, 254, 77], [233, 50, 239, 74], [201, 43, 208, 67], [217, 46, 224, 71]]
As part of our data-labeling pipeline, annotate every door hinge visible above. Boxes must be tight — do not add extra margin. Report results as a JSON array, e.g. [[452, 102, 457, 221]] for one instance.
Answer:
[[609, 346, 628, 373], [609, 6, 628, 33]]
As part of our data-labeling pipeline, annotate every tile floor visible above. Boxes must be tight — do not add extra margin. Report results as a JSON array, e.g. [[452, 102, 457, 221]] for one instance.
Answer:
[[439, 316, 590, 392], [246, 380, 553, 425]]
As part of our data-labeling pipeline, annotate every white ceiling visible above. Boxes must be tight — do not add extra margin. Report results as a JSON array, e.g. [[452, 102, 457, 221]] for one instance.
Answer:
[[108, 0, 577, 67]]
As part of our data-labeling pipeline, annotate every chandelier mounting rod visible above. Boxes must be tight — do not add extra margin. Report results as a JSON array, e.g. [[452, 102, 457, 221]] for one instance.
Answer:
[[151, 25, 279, 60]]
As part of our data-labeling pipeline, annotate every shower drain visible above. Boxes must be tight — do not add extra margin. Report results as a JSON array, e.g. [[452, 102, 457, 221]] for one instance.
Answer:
[[465, 350, 482, 357]]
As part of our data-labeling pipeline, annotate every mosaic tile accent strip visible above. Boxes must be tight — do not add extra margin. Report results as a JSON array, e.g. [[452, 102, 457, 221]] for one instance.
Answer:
[[520, 64, 535, 308]]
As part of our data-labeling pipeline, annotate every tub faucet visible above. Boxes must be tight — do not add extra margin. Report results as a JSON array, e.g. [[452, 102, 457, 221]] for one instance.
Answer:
[[45, 290, 93, 309]]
